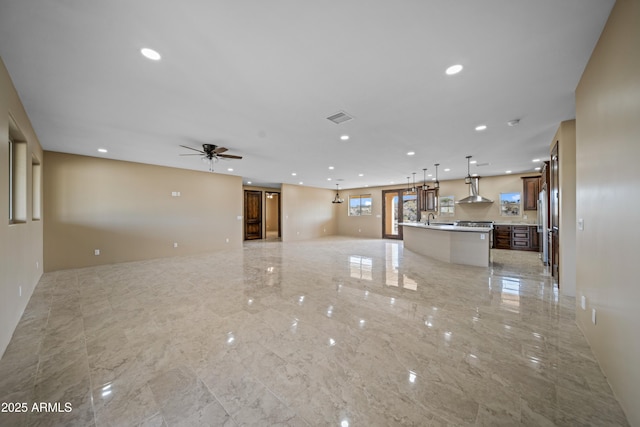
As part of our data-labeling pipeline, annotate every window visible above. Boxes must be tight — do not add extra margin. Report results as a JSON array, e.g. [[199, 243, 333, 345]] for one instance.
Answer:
[[500, 192, 521, 216], [8, 116, 28, 224], [8, 140, 28, 224], [349, 194, 372, 216], [32, 155, 41, 220], [439, 195, 455, 216]]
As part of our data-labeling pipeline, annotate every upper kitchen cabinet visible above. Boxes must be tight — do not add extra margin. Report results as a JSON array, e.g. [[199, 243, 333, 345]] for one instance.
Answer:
[[522, 176, 541, 210]]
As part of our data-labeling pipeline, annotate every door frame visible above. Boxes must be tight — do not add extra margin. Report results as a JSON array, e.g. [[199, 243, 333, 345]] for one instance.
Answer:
[[382, 189, 403, 239], [244, 190, 263, 240]]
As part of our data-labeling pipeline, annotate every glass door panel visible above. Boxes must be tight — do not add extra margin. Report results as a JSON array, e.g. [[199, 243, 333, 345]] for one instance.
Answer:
[[383, 191, 399, 238]]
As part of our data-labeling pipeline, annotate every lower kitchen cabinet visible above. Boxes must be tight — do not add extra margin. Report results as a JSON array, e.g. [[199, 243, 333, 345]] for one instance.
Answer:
[[493, 225, 540, 251], [494, 225, 512, 249]]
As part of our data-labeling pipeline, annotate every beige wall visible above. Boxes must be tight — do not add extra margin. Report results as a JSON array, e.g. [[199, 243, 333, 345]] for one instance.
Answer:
[[0, 58, 44, 357], [575, 0, 640, 424], [44, 152, 243, 271], [553, 120, 577, 297], [338, 173, 540, 238], [281, 184, 337, 241]]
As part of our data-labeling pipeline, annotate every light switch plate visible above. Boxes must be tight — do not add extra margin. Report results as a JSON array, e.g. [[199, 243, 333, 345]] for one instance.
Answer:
[[578, 218, 584, 231], [592, 308, 597, 325], [581, 295, 586, 310]]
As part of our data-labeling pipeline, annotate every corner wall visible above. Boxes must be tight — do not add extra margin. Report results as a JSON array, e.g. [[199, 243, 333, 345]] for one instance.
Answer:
[[0, 58, 44, 357], [575, 0, 640, 424], [554, 120, 577, 297], [44, 152, 243, 271], [281, 184, 337, 241]]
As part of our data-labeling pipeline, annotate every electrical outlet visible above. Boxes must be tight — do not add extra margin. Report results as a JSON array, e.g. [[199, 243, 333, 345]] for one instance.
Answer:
[[225, 238, 230, 243], [592, 308, 597, 325], [581, 295, 586, 310], [480, 234, 486, 240], [173, 242, 178, 248], [94, 249, 100, 256]]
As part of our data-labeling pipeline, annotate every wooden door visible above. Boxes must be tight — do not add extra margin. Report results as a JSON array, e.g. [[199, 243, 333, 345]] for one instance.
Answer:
[[244, 190, 262, 240]]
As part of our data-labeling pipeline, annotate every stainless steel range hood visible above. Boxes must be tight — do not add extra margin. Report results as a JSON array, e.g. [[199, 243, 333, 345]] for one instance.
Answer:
[[456, 177, 494, 204]]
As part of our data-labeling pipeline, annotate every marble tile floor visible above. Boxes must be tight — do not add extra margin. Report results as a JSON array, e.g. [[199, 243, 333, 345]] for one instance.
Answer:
[[0, 237, 629, 426]]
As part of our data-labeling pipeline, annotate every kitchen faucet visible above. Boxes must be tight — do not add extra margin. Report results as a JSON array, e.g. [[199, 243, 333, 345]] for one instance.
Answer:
[[427, 213, 436, 225]]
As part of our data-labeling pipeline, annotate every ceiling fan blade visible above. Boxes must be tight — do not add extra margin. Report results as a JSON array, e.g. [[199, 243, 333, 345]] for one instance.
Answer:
[[217, 154, 242, 159], [179, 145, 204, 154], [179, 153, 203, 156], [213, 146, 228, 154]]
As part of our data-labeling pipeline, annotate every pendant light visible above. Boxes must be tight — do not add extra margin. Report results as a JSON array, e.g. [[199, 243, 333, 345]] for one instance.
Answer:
[[464, 155, 473, 184], [412, 172, 417, 192], [331, 184, 344, 204], [434, 163, 440, 189], [406, 176, 411, 192], [423, 168, 428, 189]]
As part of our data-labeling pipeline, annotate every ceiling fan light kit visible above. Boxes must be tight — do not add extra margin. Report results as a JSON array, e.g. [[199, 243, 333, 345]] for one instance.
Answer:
[[179, 144, 242, 172]]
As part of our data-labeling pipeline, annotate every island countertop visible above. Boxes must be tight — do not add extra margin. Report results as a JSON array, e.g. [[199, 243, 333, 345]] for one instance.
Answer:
[[399, 222, 491, 232], [399, 222, 491, 267]]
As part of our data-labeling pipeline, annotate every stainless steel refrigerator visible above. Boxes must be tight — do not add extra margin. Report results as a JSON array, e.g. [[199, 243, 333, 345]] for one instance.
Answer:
[[538, 189, 548, 265]]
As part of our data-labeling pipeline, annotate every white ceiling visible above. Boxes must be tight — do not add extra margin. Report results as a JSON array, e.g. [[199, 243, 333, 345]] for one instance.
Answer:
[[0, 0, 614, 189]]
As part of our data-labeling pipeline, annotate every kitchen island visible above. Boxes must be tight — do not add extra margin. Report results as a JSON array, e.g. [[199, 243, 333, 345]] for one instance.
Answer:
[[400, 222, 492, 267]]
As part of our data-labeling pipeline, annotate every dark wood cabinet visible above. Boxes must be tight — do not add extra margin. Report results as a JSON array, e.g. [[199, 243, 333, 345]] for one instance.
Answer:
[[512, 226, 532, 250], [494, 225, 512, 249], [522, 176, 541, 210], [493, 225, 540, 251], [530, 227, 540, 251]]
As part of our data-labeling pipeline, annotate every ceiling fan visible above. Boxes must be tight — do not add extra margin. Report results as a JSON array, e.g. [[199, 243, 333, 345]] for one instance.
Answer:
[[179, 144, 242, 171]]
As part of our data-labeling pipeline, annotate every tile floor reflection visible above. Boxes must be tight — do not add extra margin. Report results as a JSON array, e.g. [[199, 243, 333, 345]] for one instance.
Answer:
[[0, 237, 629, 426]]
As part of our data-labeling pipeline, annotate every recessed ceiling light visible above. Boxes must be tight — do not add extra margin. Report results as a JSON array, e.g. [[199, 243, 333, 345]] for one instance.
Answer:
[[469, 160, 477, 164], [328, 166, 334, 170], [475, 125, 487, 131], [505, 170, 512, 174], [327, 178, 332, 181], [340, 135, 349, 141], [227, 168, 233, 172], [247, 181, 252, 184], [140, 48, 161, 61], [358, 173, 364, 177], [532, 158, 541, 162], [445, 64, 463, 75], [507, 119, 520, 127], [291, 172, 297, 176], [444, 168, 451, 172], [427, 174, 432, 177], [534, 167, 541, 171], [407, 151, 415, 156], [390, 181, 395, 184], [472, 173, 478, 177], [299, 181, 304, 185], [97, 148, 108, 153]]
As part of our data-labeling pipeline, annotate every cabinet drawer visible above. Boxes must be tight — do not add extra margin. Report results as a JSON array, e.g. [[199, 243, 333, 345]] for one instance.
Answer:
[[511, 238, 530, 248], [512, 230, 530, 239]]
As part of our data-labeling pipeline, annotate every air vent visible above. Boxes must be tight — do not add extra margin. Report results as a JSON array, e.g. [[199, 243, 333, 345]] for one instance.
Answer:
[[326, 111, 354, 124]]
